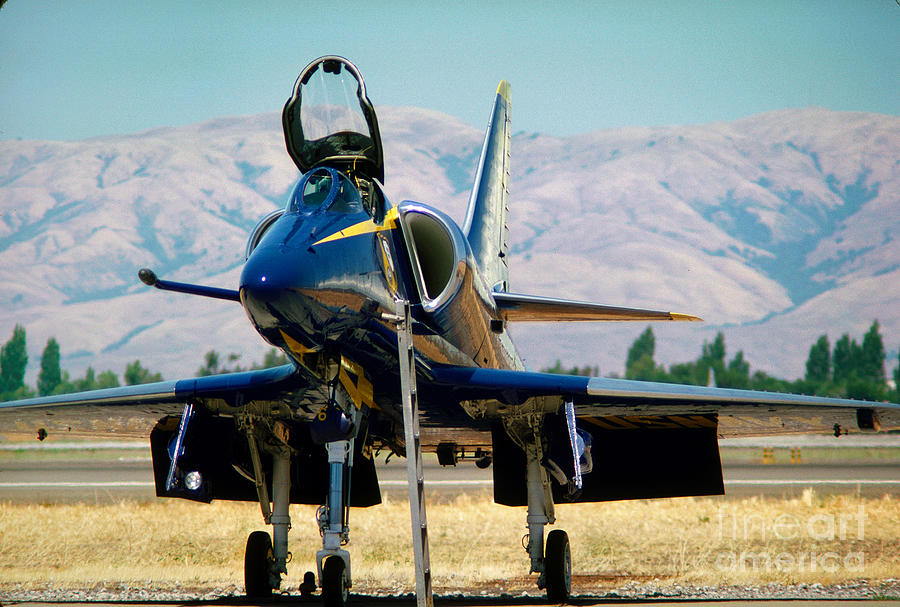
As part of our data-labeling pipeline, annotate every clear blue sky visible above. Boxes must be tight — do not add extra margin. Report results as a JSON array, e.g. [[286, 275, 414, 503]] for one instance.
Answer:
[[2, 0, 898, 141]]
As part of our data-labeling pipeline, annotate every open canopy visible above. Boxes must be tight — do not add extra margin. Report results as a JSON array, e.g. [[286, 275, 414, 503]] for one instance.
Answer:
[[282, 56, 384, 184]]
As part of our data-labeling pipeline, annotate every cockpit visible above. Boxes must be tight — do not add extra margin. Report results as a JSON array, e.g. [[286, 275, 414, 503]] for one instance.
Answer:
[[287, 167, 363, 215], [283, 56, 386, 222]]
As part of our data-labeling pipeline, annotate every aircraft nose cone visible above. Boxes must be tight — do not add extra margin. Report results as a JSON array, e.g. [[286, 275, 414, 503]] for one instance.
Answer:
[[240, 244, 319, 333], [240, 211, 389, 349]]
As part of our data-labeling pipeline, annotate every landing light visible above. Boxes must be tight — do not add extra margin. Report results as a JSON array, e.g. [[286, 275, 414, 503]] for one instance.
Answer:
[[184, 470, 203, 491]]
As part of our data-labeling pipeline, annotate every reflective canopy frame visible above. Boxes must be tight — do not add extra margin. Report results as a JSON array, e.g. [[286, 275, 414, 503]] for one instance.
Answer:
[[282, 56, 385, 185], [287, 167, 364, 216]]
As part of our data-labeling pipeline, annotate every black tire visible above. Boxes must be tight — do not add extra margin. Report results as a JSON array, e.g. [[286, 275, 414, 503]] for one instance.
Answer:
[[544, 529, 571, 603], [245, 530, 274, 598], [322, 555, 349, 607]]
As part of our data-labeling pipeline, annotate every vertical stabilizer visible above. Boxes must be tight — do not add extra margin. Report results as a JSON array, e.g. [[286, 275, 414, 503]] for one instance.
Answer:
[[463, 81, 511, 292]]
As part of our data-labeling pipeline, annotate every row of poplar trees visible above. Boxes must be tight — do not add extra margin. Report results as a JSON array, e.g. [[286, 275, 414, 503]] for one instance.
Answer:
[[0, 324, 289, 401], [621, 320, 898, 402], [0, 325, 161, 401], [3, 321, 898, 402]]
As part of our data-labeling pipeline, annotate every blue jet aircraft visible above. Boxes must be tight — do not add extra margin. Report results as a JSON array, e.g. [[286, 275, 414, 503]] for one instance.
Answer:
[[2, 56, 899, 606]]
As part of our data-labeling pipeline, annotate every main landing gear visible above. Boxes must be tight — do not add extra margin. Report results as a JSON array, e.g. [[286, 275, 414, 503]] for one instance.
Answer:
[[242, 435, 294, 599], [519, 418, 573, 603]]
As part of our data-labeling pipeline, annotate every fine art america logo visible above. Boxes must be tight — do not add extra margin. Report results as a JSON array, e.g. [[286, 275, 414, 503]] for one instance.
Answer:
[[714, 505, 867, 573]]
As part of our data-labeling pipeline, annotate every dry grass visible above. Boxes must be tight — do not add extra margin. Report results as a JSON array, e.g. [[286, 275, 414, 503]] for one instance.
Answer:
[[1, 490, 899, 593]]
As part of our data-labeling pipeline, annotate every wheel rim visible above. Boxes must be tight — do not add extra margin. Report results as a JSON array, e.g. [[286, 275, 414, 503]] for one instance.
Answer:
[[544, 529, 571, 601]]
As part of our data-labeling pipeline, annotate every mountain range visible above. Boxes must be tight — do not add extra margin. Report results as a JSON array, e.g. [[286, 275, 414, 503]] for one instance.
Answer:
[[1, 106, 898, 382]]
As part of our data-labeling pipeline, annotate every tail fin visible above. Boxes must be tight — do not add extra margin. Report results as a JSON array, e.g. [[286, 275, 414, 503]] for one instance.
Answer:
[[463, 81, 511, 293]]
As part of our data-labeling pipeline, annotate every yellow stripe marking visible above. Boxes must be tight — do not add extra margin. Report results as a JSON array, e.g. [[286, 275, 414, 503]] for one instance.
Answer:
[[280, 330, 313, 356], [312, 207, 399, 246], [339, 355, 378, 410]]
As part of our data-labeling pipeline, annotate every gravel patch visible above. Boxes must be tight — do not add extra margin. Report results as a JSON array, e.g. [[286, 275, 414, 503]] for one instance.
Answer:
[[590, 578, 900, 600], [1, 580, 899, 603]]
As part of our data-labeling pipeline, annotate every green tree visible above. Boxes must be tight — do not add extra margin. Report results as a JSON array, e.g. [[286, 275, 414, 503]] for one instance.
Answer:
[[124, 360, 162, 385], [0, 324, 28, 397], [695, 332, 728, 386], [197, 350, 244, 376], [859, 320, 885, 386], [625, 327, 663, 381], [37, 337, 63, 396], [720, 350, 750, 389], [540, 359, 598, 377], [542, 359, 565, 374], [626, 327, 655, 369], [832, 334, 854, 385], [666, 361, 699, 386], [627, 354, 663, 381], [73, 367, 98, 392], [893, 349, 900, 403], [750, 370, 794, 394], [197, 350, 221, 376], [252, 348, 290, 370], [702, 333, 727, 365], [97, 370, 120, 389], [846, 375, 885, 401], [805, 334, 831, 387]]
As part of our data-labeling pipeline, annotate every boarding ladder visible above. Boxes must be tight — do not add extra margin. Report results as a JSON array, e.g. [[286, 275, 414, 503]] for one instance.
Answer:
[[391, 299, 434, 607]]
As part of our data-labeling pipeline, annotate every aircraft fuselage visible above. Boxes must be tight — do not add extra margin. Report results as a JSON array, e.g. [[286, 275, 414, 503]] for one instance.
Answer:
[[239, 184, 522, 410]]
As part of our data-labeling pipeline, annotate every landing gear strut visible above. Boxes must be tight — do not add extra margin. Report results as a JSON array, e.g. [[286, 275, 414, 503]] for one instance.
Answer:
[[315, 439, 353, 606], [240, 362, 362, 604], [522, 424, 571, 603], [242, 425, 293, 598]]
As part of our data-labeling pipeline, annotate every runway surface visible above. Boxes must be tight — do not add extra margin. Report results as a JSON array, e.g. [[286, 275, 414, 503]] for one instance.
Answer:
[[1, 443, 898, 503], [2, 601, 899, 607]]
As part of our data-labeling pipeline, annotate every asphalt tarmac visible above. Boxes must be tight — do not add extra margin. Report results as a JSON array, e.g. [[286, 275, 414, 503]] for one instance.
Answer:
[[1, 448, 898, 503], [0, 437, 900, 503]]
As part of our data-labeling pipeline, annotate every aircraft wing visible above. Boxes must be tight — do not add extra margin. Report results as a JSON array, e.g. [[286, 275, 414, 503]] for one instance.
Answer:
[[428, 366, 900, 436], [0, 364, 302, 441], [493, 292, 701, 322]]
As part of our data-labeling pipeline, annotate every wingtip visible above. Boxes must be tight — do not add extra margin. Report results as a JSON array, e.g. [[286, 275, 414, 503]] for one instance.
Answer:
[[671, 312, 704, 322]]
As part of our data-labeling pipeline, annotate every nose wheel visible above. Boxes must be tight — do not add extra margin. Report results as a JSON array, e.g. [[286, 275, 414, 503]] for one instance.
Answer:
[[321, 555, 350, 606]]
